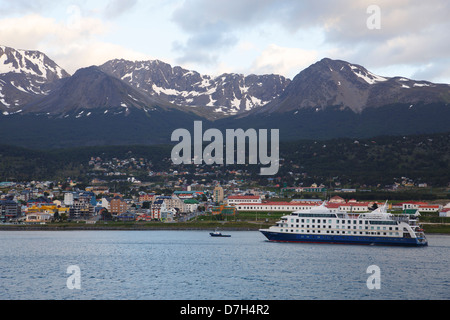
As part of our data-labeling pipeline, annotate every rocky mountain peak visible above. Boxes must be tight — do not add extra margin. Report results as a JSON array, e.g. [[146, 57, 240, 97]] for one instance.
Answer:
[[0, 45, 70, 114], [254, 57, 450, 114], [99, 59, 290, 117]]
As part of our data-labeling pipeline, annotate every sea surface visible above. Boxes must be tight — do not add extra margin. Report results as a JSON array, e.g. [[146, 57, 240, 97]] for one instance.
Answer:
[[0, 230, 448, 300]]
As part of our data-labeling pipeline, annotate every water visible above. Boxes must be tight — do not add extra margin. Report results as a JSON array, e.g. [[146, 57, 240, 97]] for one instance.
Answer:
[[0, 230, 449, 300]]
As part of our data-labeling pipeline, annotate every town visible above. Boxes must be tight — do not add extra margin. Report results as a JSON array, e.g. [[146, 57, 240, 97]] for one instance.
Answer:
[[1, 174, 449, 230], [1, 145, 449, 230]]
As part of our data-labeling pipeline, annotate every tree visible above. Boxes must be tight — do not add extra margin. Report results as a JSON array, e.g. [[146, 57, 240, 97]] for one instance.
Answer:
[[53, 210, 60, 222], [60, 212, 68, 222], [101, 209, 112, 221], [142, 201, 151, 209]]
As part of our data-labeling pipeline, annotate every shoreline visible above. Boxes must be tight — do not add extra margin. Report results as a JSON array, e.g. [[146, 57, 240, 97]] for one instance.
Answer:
[[0, 223, 449, 235], [0, 224, 265, 232]]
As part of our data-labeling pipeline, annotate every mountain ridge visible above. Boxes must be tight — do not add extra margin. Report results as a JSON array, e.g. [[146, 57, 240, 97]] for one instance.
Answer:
[[0, 45, 70, 114], [1, 45, 450, 148], [250, 58, 450, 115], [99, 58, 290, 117]]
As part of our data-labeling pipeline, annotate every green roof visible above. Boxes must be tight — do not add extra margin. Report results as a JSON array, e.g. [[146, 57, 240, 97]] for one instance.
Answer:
[[184, 199, 199, 204]]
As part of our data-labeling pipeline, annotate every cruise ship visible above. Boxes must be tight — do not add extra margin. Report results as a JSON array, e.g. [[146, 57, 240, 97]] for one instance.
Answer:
[[260, 202, 428, 246]]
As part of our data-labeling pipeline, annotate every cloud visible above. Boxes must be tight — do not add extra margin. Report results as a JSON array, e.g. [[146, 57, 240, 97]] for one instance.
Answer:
[[104, 0, 138, 19], [170, 0, 450, 82], [0, 13, 151, 74], [412, 59, 450, 83], [171, 0, 277, 66], [250, 44, 318, 78], [0, 0, 58, 16]]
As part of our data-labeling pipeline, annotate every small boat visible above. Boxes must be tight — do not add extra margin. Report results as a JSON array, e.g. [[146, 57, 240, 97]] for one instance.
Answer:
[[210, 228, 231, 237]]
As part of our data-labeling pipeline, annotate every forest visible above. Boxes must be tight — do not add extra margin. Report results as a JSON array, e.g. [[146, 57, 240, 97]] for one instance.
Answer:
[[0, 132, 449, 188]]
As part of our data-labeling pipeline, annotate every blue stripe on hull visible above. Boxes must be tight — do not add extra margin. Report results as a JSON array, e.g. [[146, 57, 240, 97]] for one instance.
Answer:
[[260, 231, 427, 247]]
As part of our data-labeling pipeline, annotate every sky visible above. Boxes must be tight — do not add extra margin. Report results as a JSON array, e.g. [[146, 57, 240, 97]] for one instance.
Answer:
[[0, 0, 449, 83]]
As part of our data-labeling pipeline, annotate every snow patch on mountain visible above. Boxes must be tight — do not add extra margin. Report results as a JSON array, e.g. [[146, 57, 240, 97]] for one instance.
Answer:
[[99, 59, 290, 116]]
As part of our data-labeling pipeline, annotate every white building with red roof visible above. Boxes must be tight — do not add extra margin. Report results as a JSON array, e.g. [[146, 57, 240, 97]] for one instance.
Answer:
[[234, 200, 321, 212], [401, 201, 442, 212], [227, 195, 261, 206]]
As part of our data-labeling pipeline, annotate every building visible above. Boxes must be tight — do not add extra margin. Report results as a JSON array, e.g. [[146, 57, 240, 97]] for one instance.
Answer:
[[161, 208, 176, 222], [25, 212, 52, 223], [64, 192, 78, 206], [70, 197, 94, 220], [116, 212, 137, 222], [85, 186, 110, 195], [27, 204, 70, 216], [326, 201, 383, 213], [151, 199, 166, 220], [101, 197, 112, 210], [227, 195, 261, 206], [439, 208, 450, 217], [401, 201, 442, 213], [235, 201, 321, 212], [213, 185, 224, 203], [139, 194, 156, 203], [109, 196, 128, 215], [174, 191, 205, 197], [155, 196, 185, 213], [0, 200, 21, 221], [184, 199, 199, 213], [177, 193, 195, 200], [339, 202, 373, 213], [329, 196, 346, 203]]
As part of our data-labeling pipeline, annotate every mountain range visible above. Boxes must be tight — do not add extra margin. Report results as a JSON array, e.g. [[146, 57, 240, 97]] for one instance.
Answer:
[[0, 45, 449, 148]]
